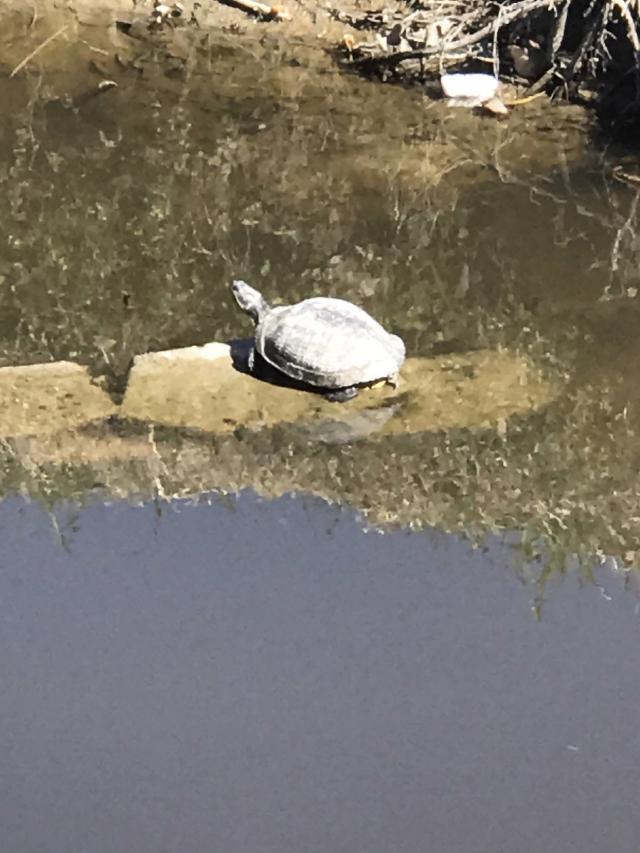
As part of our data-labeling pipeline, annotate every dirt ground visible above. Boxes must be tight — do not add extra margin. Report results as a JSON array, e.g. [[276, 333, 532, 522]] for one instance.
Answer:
[[0, 0, 370, 73], [0, 0, 402, 131], [0, 0, 597, 171]]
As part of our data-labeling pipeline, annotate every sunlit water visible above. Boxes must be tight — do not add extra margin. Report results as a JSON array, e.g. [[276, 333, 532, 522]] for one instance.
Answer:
[[1, 11, 640, 850]]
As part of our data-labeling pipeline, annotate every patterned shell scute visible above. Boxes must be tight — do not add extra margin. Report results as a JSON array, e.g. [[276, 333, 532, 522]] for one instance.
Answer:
[[256, 297, 405, 388]]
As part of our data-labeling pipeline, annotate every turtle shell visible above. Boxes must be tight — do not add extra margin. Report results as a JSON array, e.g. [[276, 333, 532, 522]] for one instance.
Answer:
[[255, 297, 405, 389]]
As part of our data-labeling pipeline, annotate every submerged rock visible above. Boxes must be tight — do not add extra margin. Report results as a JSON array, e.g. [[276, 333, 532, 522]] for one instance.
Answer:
[[0, 361, 116, 438], [0, 341, 559, 445], [121, 340, 559, 439]]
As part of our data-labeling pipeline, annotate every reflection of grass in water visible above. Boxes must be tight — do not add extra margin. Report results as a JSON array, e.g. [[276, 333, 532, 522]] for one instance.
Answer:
[[0, 62, 606, 376], [2, 41, 640, 582], [236, 377, 640, 575], [1, 364, 638, 587]]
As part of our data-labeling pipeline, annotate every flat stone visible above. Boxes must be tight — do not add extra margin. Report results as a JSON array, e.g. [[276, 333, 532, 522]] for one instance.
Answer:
[[385, 348, 556, 434], [121, 341, 559, 438], [0, 361, 117, 438], [121, 342, 325, 432]]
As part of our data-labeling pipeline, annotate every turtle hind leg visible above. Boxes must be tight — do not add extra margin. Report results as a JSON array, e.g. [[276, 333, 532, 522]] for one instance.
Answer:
[[325, 386, 358, 403]]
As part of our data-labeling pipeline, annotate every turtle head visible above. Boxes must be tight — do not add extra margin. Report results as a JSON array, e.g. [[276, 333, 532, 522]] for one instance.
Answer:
[[231, 280, 270, 324]]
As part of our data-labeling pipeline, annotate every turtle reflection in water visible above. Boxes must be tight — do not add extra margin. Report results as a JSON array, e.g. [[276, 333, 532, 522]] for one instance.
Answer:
[[231, 280, 406, 402]]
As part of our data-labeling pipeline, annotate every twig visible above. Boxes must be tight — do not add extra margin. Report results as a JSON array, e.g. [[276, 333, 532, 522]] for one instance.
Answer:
[[79, 39, 110, 56], [507, 91, 548, 105], [611, 0, 640, 52], [613, 167, 640, 186], [526, 0, 570, 95], [556, 2, 603, 84], [551, 1, 570, 55], [216, 0, 291, 20], [609, 187, 639, 277], [492, 3, 504, 78], [526, 65, 558, 96], [28, 2, 38, 30], [10, 23, 69, 78], [71, 80, 118, 108], [351, 0, 566, 70]]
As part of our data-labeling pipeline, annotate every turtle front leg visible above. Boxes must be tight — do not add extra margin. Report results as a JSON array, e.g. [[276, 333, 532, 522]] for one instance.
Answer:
[[325, 386, 358, 403]]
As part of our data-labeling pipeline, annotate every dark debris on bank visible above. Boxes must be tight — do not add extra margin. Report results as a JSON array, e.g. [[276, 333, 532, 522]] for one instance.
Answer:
[[332, 0, 640, 138]]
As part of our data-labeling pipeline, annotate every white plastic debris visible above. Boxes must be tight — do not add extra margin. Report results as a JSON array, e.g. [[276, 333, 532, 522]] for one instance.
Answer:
[[440, 73, 499, 101], [440, 73, 500, 106]]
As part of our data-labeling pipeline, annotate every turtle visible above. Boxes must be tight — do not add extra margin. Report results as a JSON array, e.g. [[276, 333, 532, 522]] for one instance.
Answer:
[[231, 280, 406, 402]]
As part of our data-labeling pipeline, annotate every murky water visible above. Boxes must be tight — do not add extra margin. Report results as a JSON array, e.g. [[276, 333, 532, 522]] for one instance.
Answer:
[[1, 43, 639, 559], [2, 7, 640, 848]]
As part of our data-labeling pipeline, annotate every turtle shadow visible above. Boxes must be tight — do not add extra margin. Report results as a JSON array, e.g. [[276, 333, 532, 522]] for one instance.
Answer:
[[228, 338, 410, 408], [229, 338, 319, 395]]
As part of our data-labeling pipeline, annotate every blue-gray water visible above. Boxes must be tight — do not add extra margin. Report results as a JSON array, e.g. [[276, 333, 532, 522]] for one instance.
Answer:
[[2, 492, 639, 853]]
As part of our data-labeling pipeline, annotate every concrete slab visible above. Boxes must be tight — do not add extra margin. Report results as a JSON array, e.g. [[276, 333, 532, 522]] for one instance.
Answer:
[[121, 341, 559, 438], [121, 342, 330, 433], [0, 361, 117, 438]]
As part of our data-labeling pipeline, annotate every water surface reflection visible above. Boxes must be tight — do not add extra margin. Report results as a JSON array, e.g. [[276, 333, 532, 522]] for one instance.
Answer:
[[2, 492, 639, 853]]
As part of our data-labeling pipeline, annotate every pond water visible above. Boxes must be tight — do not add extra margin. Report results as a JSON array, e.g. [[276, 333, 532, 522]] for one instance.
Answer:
[[3, 492, 640, 853], [1, 7, 640, 850]]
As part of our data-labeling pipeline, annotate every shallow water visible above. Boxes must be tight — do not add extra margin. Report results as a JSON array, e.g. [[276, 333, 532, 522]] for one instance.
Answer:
[[2, 11, 640, 548], [2, 492, 640, 853], [1, 48, 639, 560]]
